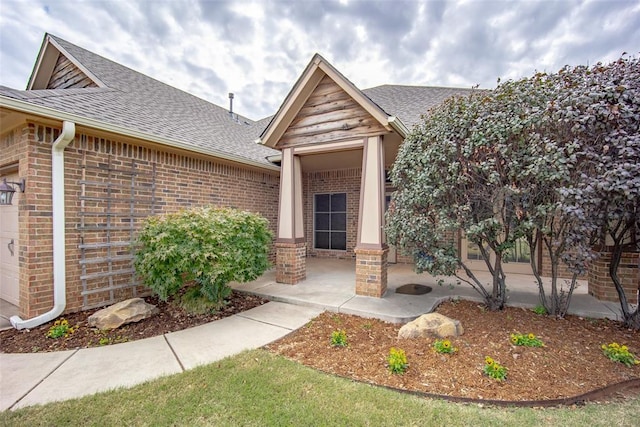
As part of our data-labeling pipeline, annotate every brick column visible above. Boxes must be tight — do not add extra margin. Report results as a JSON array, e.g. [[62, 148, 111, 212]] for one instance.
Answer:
[[588, 251, 639, 304], [355, 246, 388, 297], [275, 148, 305, 284], [354, 135, 388, 297], [276, 242, 306, 284]]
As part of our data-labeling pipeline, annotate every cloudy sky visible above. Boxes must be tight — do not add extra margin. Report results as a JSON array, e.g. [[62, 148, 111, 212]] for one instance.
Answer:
[[1, 0, 638, 120]]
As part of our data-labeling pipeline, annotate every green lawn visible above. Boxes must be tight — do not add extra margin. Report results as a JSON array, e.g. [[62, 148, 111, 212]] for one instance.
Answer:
[[1, 349, 638, 426]]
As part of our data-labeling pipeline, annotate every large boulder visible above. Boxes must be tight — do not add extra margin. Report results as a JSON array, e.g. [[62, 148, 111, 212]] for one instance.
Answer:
[[398, 313, 464, 339], [88, 298, 158, 330]]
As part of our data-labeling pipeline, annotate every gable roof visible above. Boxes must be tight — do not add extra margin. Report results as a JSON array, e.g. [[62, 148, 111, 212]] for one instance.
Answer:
[[363, 85, 475, 131], [258, 54, 409, 148], [1, 34, 279, 170], [2, 34, 478, 168], [258, 54, 477, 148]]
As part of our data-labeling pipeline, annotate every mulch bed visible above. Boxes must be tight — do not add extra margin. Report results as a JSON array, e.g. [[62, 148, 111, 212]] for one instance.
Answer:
[[2, 294, 639, 403], [0, 291, 267, 353], [266, 300, 640, 402]]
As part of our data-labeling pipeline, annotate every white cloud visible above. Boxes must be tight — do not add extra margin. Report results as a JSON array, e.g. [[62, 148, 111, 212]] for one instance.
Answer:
[[1, 0, 639, 120]]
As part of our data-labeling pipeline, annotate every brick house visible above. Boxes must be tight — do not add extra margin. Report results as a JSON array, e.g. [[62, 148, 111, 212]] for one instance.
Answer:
[[1, 34, 636, 328]]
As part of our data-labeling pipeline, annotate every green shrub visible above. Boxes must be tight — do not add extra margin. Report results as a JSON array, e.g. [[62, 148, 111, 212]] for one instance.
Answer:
[[532, 305, 547, 315], [483, 356, 507, 381], [133, 206, 272, 306], [46, 319, 77, 339], [433, 339, 458, 354], [388, 347, 408, 374], [510, 332, 545, 347], [601, 343, 640, 367], [330, 330, 348, 347]]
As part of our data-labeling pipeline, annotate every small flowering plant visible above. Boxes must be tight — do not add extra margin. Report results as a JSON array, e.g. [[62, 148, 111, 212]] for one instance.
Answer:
[[601, 343, 640, 367], [330, 329, 348, 347], [388, 347, 408, 374], [510, 332, 544, 347], [433, 339, 458, 354], [483, 356, 507, 381], [46, 318, 77, 339]]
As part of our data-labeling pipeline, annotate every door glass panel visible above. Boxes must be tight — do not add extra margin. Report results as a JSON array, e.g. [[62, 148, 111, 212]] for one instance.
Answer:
[[315, 232, 329, 249], [314, 193, 347, 250], [315, 194, 330, 212], [315, 213, 330, 231], [330, 193, 346, 211], [331, 213, 346, 231], [331, 232, 347, 250]]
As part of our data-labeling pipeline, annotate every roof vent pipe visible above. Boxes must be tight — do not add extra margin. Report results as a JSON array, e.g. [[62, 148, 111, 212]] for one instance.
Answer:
[[11, 121, 76, 329], [228, 92, 234, 116]]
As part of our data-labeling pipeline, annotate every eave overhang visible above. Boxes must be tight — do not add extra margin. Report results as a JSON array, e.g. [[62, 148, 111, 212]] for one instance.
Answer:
[[0, 95, 280, 172]]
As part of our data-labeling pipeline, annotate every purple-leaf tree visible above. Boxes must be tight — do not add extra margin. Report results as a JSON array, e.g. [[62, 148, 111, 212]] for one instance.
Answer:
[[559, 56, 640, 329]]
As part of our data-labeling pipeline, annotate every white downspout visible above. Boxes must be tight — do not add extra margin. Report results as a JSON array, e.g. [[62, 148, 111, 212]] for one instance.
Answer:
[[11, 121, 76, 329]]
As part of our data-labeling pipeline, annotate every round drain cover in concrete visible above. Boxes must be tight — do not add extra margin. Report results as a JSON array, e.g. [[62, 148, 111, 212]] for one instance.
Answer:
[[396, 284, 432, 295]]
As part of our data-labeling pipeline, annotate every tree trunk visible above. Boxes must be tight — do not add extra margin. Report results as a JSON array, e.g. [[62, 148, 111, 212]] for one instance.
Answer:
[[623, 308, 640, 330], [608, 238, 639, 331]]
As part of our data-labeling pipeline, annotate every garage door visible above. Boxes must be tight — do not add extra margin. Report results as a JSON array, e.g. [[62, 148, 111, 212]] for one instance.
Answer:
[[0, 172, 20, 306]]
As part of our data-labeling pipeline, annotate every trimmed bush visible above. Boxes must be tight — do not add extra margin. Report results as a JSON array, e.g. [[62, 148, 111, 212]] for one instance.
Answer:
[[133, 206, 272, 305]]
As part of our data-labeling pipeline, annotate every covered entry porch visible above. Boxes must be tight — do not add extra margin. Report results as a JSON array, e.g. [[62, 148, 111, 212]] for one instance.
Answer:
[[258, 54, 407, 297], [231, 258, 620, 323]]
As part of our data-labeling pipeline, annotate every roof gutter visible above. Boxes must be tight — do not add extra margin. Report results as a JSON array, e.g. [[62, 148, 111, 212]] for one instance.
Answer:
[[0, 95, 280, 172], [388, 116, 409, 139], [11, 121, 76, 329]]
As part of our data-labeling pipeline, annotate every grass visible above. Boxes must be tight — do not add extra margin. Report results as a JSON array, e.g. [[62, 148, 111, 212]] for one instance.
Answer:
[[1, 349, 639, 426]]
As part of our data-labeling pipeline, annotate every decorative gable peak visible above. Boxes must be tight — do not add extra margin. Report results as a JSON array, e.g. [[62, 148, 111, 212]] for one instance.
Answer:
[[277, 75, 390, 148], [258, 54, 407, 149], [28, 34, 102, 90]]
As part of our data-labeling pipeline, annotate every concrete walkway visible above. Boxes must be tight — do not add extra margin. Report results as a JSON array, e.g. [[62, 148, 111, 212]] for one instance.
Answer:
[[0, 302, 323, 411], [232, 258, 623, 323], [0, 258, 623, 411]]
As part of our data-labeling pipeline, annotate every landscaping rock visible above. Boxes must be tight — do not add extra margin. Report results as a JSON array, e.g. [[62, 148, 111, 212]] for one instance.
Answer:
[[398, 313, 464, 339], [88, 298, 158, 330]]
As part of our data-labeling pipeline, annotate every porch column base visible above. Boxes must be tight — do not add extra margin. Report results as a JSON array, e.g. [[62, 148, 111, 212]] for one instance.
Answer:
[[275, 241, 306, 285], [588, 251, 639, 304], [355, 246, 388, 298]]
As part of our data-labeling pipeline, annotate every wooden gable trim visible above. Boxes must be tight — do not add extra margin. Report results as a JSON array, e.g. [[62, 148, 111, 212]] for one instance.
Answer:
[[258, 54, 392, 149], [28, 34, 104, 90], [277, 76, 389, 148], [46, 53, 99, 89]]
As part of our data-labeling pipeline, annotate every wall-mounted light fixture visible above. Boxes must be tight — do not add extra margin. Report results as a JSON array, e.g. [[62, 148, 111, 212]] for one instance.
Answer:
[[0, 178, 25, 205]]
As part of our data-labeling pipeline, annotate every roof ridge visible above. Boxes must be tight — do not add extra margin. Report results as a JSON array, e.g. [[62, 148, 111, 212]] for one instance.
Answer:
[[364, 83, 476, 91], [47, 34, 255, 124]]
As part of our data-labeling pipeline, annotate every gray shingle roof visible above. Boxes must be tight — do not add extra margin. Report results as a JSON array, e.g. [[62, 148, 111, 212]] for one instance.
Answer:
[[1, 35, 278, 167], [363, 85, 475, 130], [2, 35, 476, 166]]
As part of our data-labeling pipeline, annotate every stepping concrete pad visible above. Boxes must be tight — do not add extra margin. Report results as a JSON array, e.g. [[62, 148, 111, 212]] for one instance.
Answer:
[[0, 350, 76, 411], [13, 336, 181, 409], [238, 301, 323, 330], [166, 315, 289, 370]]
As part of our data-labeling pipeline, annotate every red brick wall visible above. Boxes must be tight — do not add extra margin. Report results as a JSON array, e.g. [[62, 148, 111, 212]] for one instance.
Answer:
[[588, 251, 639, 304], [540, 247, 586, 280], [1, 121, 279, 318], [304, 168, 361, 259], [300, 168, 418, 264], [355, 247, 388, 297]]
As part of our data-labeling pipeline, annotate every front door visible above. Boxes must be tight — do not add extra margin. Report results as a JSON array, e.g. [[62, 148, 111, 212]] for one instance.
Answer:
[[0, 172, 20, 306]]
